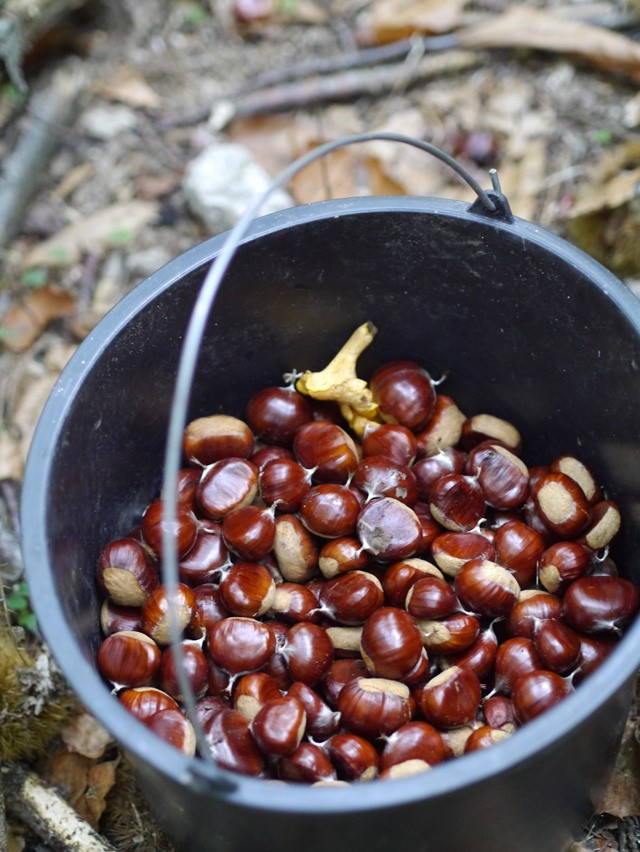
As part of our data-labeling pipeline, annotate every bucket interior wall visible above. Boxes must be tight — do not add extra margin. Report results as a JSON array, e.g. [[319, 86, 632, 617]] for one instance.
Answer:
[[26, 198, 640, 852]]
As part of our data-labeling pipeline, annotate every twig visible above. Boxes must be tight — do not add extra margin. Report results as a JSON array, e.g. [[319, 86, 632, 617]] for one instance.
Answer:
[[207, 50, 479, 131], [0, 64, 85, 247], [3, 763, 116, 851]]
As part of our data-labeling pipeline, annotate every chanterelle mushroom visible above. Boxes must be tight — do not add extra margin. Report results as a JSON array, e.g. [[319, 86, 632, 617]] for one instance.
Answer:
[[295, 322, 382, 436]]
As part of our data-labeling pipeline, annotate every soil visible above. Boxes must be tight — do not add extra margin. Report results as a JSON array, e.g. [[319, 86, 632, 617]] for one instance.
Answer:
[[2, 0, 640, 849]]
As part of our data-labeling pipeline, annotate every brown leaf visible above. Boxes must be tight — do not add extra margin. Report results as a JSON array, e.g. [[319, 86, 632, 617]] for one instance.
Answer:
[[41, 748, 118, 831], [61, 712, 116, 760], [457, 6, 640, 83], [367, 0, 468, 43], [1, 285, 76, 353], [22, 200, 159, 269], [92, 64, 161, 110]]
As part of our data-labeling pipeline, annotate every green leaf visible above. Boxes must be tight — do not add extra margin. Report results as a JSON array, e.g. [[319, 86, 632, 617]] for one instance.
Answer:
[[21, 268, 48, 288]]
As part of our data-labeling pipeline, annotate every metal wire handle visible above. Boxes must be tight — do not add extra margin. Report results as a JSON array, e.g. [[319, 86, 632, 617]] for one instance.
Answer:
[[158, 131, 502, 786]]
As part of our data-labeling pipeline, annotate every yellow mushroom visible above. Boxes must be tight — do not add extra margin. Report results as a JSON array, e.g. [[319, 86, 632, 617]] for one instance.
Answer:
[[295, 322, 382, 436]]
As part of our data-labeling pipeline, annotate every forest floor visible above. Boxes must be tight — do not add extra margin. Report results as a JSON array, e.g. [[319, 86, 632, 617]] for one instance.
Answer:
[[2, 0, 640, 848]]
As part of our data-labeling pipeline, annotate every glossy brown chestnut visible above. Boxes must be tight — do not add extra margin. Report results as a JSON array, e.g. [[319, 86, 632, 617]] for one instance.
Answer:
[[465, 442, 529, 509], [405, 575, 458, 619], [369, 360, 436, 431], [318, 537, 371, 579], [444, 624, 499, 682], [574, 633, 617, 683], [272, 514, 319, 583], [361, 423, 417, 467], [172, 467, 202, 508], [207, 617, 276, 675], [141, 583, 196, 645], [100, 599, 142, 635], [357, 497, 423, 561], [493, 520, 544, 587], [411, 448, 466, 502], [269, 582, 319, 624], [203, 708, 264, 776], [96, 537, 159, 607], [233, 672, 282, 721], [292, 420, 359, 484], [318, 571, 384, 626], [538, 541, 591, 595], [512, 669, 573, 724], [188, 583, 230, 638], [550, 454, 600, 504], [463, 724, 512, 753], [278, 742, 336, 783], [482, 694, 516, 729], [195, 695, 231, 727], [531, 471, 591, 538], [454, 558, 520, 618], [506, 591, 563, 639], [326, 732, 379, 781], [145, 708, 197, 756], [337, 677, 412, 738], [360, 606, 424, 680], [183, 414, 254, 465], [251, 445, 293, 470], [221, 505, 276, 561], [119, 686, 179, 722], [299, 484, 361, 539], [381, 558, 443, 606], [246, 385, 313, 446], [429, 473, 486, 533], [159, 641, 209, 700], [251, 694, 307, 757], [414, 394, 466, 457], [533, 619, 581, 674], [196, 457, 259, 521], [97, 630, 161, 687], [178, 527, 229, 586], [219, 561, 276, 618], [417, 612, 481, 656], [414, 665, 481, 728], [380, 721, 448, 770], [431, 531, 495, 579], [280, 622, 334, 686], [353, 455, 418, 506], [141, 499, 198, 559], [493, 637, 543, 695], [321, 658, 369, 709], [562, 575, 640, 634], [259, 457, 312, 512], [287, 681, 341, 738], [577, 500, 621, 551]]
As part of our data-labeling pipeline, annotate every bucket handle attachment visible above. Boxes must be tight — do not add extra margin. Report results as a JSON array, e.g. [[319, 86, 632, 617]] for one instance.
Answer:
[[159, 131, 513, 789]]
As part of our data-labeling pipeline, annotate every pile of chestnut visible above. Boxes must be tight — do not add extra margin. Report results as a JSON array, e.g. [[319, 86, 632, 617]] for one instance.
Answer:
[[95, 353, 639, 785]]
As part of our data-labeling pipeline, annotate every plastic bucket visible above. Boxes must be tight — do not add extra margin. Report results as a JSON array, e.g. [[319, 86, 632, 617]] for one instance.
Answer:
[[22, 147, 640, 851]]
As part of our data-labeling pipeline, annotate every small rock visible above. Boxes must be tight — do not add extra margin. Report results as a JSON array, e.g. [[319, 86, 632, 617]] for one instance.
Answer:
[[182, 142, 293, 234], [79, 103, 139, 141]]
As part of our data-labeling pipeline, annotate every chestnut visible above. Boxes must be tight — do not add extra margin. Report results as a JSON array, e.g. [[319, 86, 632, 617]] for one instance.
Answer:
[[338, 677, 412, 738], [292, 420, 359, 484], [221, 505, 276, 562], [196, 457, 259, 520], [352, 455, 418, 506], [405, 575, 459, 619], [270, 582, 319, 623], [145, 708, 197, 756], [360, 606, 423, 680], [493, 637, 543, 696], [278, 742, 336, 783], [506, 590, 562, 639], [159, 641, 209, 700], [287, 681, 341, 738], [357, 497, 423, 561], [319, 536, 371, 578], [370, 359, 436, 431], [97, 630, 161, 688], [251, 694, 307, 757], [219, 561, 276, 618], [207, 617, 276, 676], [454, 558, 520, 618], [321, 658, 369, 709], [460, 413, 521, 454], [380, 721, 448, 770], [466, 442, 529, 509], [381, 558, 443, 607], [417, 612, 481, 656], [531, 471, 591, 538], [280, 622, 334, 686], [431, 531, 495, 579], [141, 499, 198, 558], [361, 423, 417, 467], [414, 665, 481, 728], [299, 484, 361, 539], [183, 414, 254, 464], [259, 457, 312, 512], [178, 528, 229, 586], [493, 520, 544, 588], [246, 385, 313, 446], [318, 571, 384, 626], [414, 394, 466, 457], [538, 541, 591, 595], [96, 537, 158, 607], [119, 686, 179, 722], [100, 599, 142, 635], [577, 500, 621, 551], [141, 583, 196, 645], [272, 514, 319, 583], [533, 619, 581, 674], [561, 575, 640, 635], [326, 732, 379, 781], [512, 669, 573, 723], [203, 708, 265, 776], [463, 724, 512, 753], [233, 672, 282, 721], [428, 473, 486, 533]]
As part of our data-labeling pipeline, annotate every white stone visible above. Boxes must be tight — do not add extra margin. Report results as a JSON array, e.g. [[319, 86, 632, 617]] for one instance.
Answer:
[[182, 142, 293, 234], [79, 104, 138, 140]]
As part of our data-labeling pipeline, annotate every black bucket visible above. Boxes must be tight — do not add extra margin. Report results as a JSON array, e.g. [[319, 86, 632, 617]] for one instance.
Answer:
[[22, 136, 640, 852]]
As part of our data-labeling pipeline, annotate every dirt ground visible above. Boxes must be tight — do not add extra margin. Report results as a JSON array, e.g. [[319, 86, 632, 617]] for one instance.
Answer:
[[3, 0, 640, 849]]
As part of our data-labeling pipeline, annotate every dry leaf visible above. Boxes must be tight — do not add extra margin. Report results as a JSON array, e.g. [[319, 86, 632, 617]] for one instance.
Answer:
[[367, 0, 468, 43], [42, 748, 119, 831], [0, 428, 24, 480], [1, 285, 76, 353], [457, 6, 640, 83], [61, 713, 115, 760], [92, 64, 160, 110], [23, 200, 159, 268]]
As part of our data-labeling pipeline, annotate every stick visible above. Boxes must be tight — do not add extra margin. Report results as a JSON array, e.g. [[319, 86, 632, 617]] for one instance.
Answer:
[[206, 50, 479, 130], [3, 763, 116, 851], [0, 64, 85, 247]]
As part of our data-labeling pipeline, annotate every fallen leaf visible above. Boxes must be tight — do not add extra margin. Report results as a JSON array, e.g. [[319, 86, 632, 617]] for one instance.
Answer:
[[457, 6, 640, 83], [367, 0, 468, 43], [61, 713, 115, 760], [1, 285, 76, 353], [41, 748, 119, 831], [22, 200, 159, 268], [92, 63, 160, 110], [0, 427, 24, 480], [568, 168, 640, 219]]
